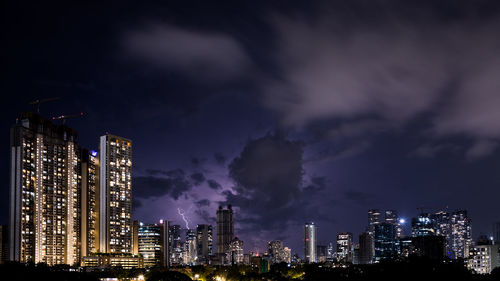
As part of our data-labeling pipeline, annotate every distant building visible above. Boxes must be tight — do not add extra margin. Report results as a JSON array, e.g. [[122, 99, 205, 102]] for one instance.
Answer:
[[184, 229, 197, 265], [412, 213, 436, 237], [317, 245, 327, 262], [304, 222, 317, 263], [432, 211, 451, 256], [374, 223, 398, 262], [450, 210, 472, 259], [493, 222, 500, 245], [229, 237, 244, 264], [196, 224, 213, 264], [336, 232, 353, 263], [368, 210, 382, 234], [138, 220, 169, 268], [326, 242, 335, 262], [468, 244, 500, 274], [412, 236, 446, 261], [99, 134, 133, 254], [269, 240, 291, 264], [216, 205, 234, 261], [169, 225, 182, 265], [358, 232, 374, 264], [385, 210, 403, 238]]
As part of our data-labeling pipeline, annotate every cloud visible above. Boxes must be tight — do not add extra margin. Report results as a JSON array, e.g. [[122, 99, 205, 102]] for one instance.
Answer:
[[221, 133, 330, 241], [190, 172, 206, 186], [123, 24, 251, 81], [466, 139, 499, 159], [207, 179, 222, 190], [133, 169, 192, 200], [214, 153, 227, 166], [195, 199, 211, 207]]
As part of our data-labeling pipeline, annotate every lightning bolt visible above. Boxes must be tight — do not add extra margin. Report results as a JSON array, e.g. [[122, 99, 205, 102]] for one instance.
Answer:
[[177, 208, 190, 229]]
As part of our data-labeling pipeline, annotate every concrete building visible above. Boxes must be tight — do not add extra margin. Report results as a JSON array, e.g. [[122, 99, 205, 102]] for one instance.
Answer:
[[450, 210, 472, 259], [99, 134, 133, 254], [358, 232, 374, 264], [216, 205, 234, 261], [336, 232, 353, 263], [304, 222, 317, 263], [138, 220, 169, 268], [196, 224, 213, 264], [229, 237, 244, 264], [0, 225, 8, 264], [9, 113, 81, 265], [468, 244, 500, 274], [80, 149, 99, 258]]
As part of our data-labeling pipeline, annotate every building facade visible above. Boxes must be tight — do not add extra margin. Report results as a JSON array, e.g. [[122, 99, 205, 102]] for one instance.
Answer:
[[336, 232, 353, 263], [450, 210, 472, 259], [304, 222, 317, 263], [468, 244, 500, 274], [9, 113, 81, 265], [196, 224, 213, 264], [216, 205, 234, 257], [99, 134, 133, 254], [138, 221, 169, 268]]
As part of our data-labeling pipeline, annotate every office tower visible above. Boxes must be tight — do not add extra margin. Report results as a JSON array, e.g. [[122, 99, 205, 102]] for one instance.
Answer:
[[169, 224, 182, 265], [196, 224, 213, 264], [432, 211, 451, 256], [493, 222, 500, 245], [336, 232, 353, 263], [374, 222, 398, 262], [9, 113, 81, 265], [80, 149, 99, 258], [326, 242, 335, 262], [229, 237, 244, 264], [99, 134, 132, 254], [367, 209, 382, 234], [268, 240, 284, 264], [316, 245, 327, 262], [359, 232, 374, 264], [450, 210, 472, 259], [352, 244, 360, 264], [138, 220, 169, 268], [468, 244, 500, 274], [304, 222, 317, 263], [216, 205, 234, 256], [0, 225, 8, 264], [184, 229, 197, 265], [411, 213, 436, 237], [385, 210, 403, 238]]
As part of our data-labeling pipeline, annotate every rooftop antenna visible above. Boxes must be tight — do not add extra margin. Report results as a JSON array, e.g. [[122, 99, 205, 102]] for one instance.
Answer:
[[29, 97, 60, 113]]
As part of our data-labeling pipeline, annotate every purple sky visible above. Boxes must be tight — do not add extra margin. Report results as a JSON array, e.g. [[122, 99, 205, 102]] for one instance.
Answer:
[[3, 0, 500, 256]]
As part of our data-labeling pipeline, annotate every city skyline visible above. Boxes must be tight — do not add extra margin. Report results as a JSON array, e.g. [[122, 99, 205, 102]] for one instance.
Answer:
[[3, 0, 500, 260]]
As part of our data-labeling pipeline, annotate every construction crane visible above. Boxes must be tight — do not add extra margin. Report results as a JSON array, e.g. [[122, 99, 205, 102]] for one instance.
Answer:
[[29, 97, 60, 113], [416, 205, 449, 214], [52, 112, 85, 125]]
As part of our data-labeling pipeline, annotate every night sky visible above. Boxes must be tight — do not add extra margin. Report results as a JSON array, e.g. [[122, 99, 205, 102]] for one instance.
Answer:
[[3, 0, 500, 256]]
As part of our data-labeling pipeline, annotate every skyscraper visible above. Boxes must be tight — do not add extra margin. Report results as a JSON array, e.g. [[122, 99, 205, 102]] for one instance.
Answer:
[[229, 237, 244, 265], [99, 134, 133, 254], [216, 205, 234, 257], [374, 222, 398, 262], [169, 224, 182, 265], [196, 224, 213, 264], [450, 210, 472, 259], [184, 229, 197, 265], [9, 113, 81, 265], [358, 232, 374, 264], [304, 222, 317, 263], [411, 213, 436, 237], [80, 149, 99, 258], [367, 209, 382, 234], [138, 220, 169, 268], [336, 232, 353, 263]]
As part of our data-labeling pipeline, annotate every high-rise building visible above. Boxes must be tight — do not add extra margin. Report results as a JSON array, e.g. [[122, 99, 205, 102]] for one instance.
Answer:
[[358, 232, 374, 264], [132, 220, 139, 255], [411, 213, 436, 237], [374, 223, 398, 262], [450, 210, 472, 259], [99, 134, 133, 254], [432, 211, 451, 256], [216, 205, 234, 257], [336, 232, 353, 263], [196, 224, 213, 264], [229, 237, 244, 264], [9, 113, 81, 265], [411, 236, 446, 261], [316, 245, 327, 262], [385, 210, 403, 238], [80, 149, 99, 258], [138, 220, 169, 268], [268, 240, 291, 264], [367, 209, 382, 234], [304, 222, 317, 263], [169, 224, 182, 265], [468, 244, 500, 274], [184, 229, 197, 265], [326, 242, 335, 262]]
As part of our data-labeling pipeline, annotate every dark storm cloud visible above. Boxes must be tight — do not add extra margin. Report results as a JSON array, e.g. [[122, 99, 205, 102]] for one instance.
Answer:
[[214, 153, 227, 166], [343, 191, 376, 206], [134, 169, 192, 200], [195, 199, 211, 207], [207, 179, 222, 190], [190, 172, 206, 186], [221, 133, 330, 240], [132, 198, 143, 211]]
